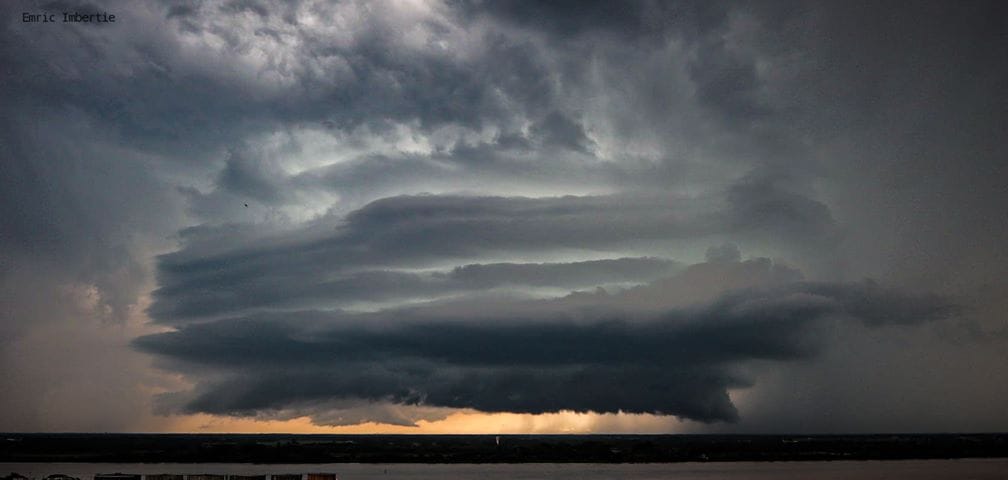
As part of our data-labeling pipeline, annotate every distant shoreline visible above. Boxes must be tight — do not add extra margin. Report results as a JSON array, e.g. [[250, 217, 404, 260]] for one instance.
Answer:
[[2, 434, 1007, 464]]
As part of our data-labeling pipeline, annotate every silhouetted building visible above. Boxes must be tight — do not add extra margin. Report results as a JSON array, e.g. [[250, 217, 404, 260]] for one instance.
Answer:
[[227, 476, 265, 480]]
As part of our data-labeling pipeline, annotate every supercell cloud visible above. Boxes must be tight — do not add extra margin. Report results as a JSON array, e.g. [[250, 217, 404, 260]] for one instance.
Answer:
[[1, 0, 1006, 432], [137, 259, 958, 424]]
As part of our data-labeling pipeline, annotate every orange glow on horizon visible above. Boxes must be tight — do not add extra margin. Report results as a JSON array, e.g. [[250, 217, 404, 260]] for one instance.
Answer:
[[155, 410, 688, 434]]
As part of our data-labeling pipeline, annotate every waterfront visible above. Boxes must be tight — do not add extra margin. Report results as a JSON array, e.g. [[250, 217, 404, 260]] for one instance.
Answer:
[[3, 459, 1008, 480]]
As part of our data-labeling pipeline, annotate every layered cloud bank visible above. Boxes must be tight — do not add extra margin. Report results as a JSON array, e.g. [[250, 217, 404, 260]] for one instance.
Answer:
[[148, 187, 834, 322], [2, 0, 1006, 432], [138, 250, 958, 425]]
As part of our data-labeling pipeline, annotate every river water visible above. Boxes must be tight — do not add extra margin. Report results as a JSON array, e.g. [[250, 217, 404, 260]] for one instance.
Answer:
[[3, 459, 1007, 479]]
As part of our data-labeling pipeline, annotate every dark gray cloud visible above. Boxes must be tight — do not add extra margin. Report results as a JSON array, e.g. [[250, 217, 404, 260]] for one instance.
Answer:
[[0, 105, 181, 327], [461, 0, 726, 43], [178, 366, 746, 424], [529, 111, 595, 153], [136, 257, 958, 423], [172, 186, 830, 265], [1, 1, 564, 162], [1, 0, 1006, 432], [216, 149, 293, 204], [149, 256, 683, 321], [141, 279, 953, 370], [150, 187, 835, 323]]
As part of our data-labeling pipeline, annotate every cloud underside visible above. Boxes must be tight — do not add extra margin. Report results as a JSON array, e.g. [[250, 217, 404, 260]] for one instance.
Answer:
[[140, 178, 951, 426], [138, 252, 956, 425]]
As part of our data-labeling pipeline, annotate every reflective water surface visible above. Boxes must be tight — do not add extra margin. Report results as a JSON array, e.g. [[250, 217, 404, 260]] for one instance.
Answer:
[[3, 459, 1007, 480]]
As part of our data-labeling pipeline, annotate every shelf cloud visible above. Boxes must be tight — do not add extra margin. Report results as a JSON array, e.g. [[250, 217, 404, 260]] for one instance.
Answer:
[[137, 255, 958, 425], [1, 0, 1005, 432]]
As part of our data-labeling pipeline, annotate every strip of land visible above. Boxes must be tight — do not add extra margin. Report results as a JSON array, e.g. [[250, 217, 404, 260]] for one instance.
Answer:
[[1, 434, 1006, 463]]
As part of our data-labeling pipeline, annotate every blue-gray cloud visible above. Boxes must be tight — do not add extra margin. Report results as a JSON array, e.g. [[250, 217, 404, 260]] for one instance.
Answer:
[[136, 258, 958, 423], [150, 186, 835, 323], [1, 0, 1005, 432]]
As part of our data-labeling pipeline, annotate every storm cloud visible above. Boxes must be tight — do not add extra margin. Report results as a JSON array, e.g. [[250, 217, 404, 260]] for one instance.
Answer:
[[137, 255, 958, 424], [149, 186, 834, 322], [1, 0, 1006, 432]]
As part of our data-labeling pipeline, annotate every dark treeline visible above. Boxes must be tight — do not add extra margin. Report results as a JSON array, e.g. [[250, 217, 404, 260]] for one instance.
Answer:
[[1, 433, 1007, 463]]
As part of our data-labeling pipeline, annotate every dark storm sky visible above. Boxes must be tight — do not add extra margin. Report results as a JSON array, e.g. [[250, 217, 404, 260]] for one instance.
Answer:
[[1, 0, 1006, 432]]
